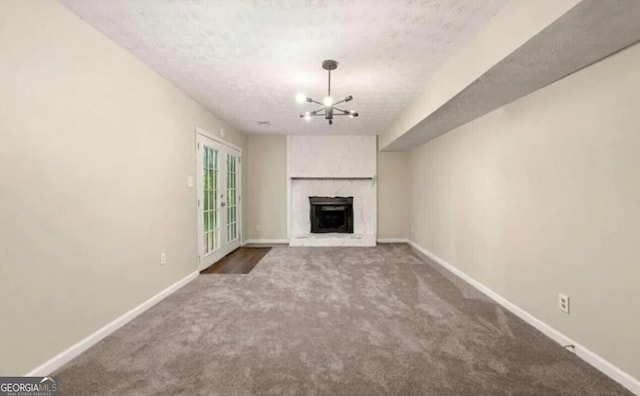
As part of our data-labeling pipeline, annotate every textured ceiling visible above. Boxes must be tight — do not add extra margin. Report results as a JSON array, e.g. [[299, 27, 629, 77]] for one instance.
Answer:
[[386, 0, 640, 150], [59, 0, 508, 135]]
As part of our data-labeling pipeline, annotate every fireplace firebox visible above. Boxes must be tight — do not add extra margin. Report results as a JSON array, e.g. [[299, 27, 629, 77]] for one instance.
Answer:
[[309, 196, 354, 233]]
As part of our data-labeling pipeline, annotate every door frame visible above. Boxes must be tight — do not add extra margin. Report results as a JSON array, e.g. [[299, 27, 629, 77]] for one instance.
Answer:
[[195, 127, 243, 270]]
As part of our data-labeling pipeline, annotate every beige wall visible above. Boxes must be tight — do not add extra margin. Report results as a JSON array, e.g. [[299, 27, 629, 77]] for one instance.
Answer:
[[409, 42, 640, 379], [377, 151, 410, 240], [244, 135, 288, 241], [0, 1, 245, 375]]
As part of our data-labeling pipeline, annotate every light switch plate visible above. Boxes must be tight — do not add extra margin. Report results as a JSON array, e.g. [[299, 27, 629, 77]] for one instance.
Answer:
[[187, 176, 194, 188]]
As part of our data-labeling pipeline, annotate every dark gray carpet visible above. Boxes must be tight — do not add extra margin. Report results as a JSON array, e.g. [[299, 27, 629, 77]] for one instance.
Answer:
[[56, 244, 630, 395]]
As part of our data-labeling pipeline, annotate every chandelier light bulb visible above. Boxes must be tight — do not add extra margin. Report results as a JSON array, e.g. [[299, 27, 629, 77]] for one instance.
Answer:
[[304, 112, 311, 122], [323, 96, 333, 107], [295, 93, 307, 104]]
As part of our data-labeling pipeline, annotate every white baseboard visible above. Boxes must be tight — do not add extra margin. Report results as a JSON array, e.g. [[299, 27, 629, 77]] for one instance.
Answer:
[[243, 239, 289, 245], [377, 238, 410, 243], [25, 271, 199, 377], [407, 240, 640, 395]]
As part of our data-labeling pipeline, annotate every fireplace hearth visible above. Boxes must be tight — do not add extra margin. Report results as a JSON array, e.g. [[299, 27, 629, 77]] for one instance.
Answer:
[[309, 196, 354, 233]]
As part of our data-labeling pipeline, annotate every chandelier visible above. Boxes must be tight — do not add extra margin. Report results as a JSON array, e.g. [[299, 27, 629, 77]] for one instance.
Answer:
[[295, 60, 359, 125]]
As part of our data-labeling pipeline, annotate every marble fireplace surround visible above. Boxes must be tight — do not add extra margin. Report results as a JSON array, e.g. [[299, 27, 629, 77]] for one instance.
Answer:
[[287, 135, 377, 247]]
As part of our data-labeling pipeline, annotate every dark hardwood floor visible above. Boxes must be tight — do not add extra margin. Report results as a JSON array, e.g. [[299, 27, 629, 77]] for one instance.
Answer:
[[200, 247, 271, 274]]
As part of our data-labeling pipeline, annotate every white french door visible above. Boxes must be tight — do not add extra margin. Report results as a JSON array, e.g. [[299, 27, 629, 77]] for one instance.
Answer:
[[196, 132, 241, 270]]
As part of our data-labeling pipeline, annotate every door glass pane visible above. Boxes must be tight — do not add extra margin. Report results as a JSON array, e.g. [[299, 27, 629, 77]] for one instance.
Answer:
[[226, 153, 238, 242], [203, 146, 220, 254]]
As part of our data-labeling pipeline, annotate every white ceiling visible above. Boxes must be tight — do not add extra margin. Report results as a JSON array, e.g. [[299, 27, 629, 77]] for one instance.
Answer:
[[60, 0, 508, 135]]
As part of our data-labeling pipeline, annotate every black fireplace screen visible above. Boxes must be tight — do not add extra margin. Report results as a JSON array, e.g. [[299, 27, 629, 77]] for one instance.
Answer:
[[309, 196, 354, 233]]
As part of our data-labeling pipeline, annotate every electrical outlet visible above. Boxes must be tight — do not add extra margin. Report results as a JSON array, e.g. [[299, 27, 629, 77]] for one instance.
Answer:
[[558, 293, 570, 313], [160, 253, 167, 266], [256, 225, 261, 231]]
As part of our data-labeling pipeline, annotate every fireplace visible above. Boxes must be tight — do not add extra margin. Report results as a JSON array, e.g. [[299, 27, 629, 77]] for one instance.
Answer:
[[309, 196, 354, 233]]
